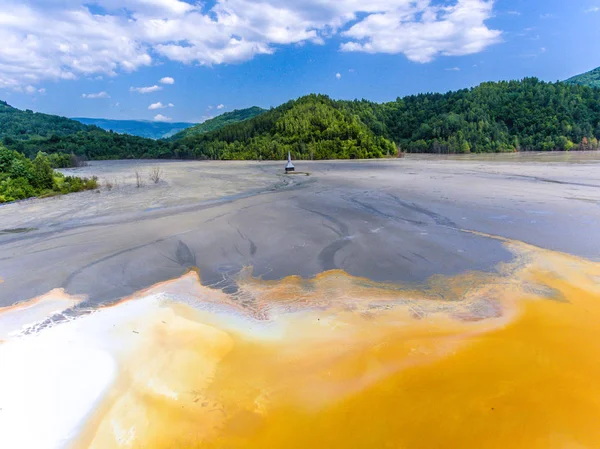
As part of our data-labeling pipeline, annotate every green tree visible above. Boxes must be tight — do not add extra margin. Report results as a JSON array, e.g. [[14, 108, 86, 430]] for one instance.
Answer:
[[32, 152, 54, 190]]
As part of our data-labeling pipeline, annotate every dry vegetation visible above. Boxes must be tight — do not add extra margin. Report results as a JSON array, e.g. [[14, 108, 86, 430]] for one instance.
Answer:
[[149, 167, 162, 184]]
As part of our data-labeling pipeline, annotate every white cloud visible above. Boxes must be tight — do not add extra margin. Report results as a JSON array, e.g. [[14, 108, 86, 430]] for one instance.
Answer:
[[216, 104, 225, 109], [82, 91, 110, 99], [0, 2, 152, 89], [148, 101, 174, 109], [159, 76, 175, 84], [586, 7, 600, 13], [340, 0, 502, 63], [335, 72, 342, 80], [25, 85, 37, 94], [130, 85, 163, 94], [154, 114, 172, 122], [0, 0, 502, 88], [445, 67, 461, 71]]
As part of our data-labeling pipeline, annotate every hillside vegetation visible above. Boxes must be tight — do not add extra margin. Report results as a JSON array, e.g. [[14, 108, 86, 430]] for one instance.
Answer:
[[72, 118, 195, 140], [171, 95, 396, 160], [342, 78, 600, 153], [172, 79, 600, 156], [168, 107, 265, 140], [0, 101, 171, 161], [0, 101, 88, 138], [565, 67, 600, 89]]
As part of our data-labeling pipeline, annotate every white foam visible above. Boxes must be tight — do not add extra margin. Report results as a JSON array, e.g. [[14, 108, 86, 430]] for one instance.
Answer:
[[0, 293, 168, 449], [0, 324, 117, 449]]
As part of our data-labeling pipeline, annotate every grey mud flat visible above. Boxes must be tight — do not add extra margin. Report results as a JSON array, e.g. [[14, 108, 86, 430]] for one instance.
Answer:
[[1, 154, 600, 307]]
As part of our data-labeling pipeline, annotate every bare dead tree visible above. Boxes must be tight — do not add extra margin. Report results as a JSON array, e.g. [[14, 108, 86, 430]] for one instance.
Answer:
[[149, 167, 163, 184], [135, 170, 145, 188]]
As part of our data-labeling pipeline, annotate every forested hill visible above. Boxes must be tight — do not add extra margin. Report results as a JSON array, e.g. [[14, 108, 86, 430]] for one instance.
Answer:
[[1, 101, 89, 138], [72, 118, 195, 140], [171, 95, 396, 160], [171, 79, 600, 157], [340, 78, 600, 153], [168, 107, 266, 141], [565, 67, 600, 88], [0, 101, 171, 160]]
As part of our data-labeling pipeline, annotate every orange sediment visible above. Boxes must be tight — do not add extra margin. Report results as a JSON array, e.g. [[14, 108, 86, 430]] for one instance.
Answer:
[[3, 239, 600, 449]]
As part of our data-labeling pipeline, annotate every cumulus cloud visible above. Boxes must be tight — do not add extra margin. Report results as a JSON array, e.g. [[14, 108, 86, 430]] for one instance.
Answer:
[[130, 85, 163, 94], [82, 91, 110, 99], [159, 76, 175, 84], [335, 72, 342, 80], [148, 101, 174, 110], [340, 0, 502, 63], [216, 104, 225, 109], [0, 0, 502, 88], [154, 114, 172, 122]]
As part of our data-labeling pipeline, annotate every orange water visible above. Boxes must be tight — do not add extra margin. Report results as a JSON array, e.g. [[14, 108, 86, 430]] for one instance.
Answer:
[[8, 239, 600, 449]]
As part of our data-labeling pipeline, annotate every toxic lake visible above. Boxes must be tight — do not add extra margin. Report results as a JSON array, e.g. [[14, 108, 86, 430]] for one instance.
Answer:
[[1, 154, 600, 449]]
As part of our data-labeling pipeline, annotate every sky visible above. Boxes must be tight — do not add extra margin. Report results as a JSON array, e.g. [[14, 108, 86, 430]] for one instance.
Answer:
[[0, 0, 599, 123]]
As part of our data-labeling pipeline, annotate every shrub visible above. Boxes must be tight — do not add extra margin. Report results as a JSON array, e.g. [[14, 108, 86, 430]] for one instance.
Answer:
[[0, 177, 36, 202], [0, 144, 98, 203]]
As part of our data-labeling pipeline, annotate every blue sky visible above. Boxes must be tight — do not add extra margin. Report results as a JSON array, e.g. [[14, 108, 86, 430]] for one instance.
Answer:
[[1, 0, 599, 123]]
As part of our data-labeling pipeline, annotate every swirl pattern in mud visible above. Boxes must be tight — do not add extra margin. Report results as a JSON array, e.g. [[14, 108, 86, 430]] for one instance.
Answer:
[[1, 238, 600, 449]]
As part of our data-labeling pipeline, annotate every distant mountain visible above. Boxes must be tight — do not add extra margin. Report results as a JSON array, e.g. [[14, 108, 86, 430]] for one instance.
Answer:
[[168, 107, 266, 141], [565, 67, 600, 88], [72, 118, 195, 140], [0, 100, 170, 160]]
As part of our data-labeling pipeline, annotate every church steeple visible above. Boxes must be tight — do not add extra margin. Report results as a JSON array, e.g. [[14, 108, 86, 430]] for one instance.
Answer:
[[285, 151, 295, 172]]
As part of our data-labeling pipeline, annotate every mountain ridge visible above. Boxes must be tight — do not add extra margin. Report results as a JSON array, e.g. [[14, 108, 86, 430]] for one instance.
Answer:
[[72, 117, 195, 140], [565, 67, 600, 88], [168, 107, 266, 141]]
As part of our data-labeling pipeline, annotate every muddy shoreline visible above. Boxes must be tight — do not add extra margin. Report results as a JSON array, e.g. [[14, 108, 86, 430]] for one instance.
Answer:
[[1, 154, 600, 306]]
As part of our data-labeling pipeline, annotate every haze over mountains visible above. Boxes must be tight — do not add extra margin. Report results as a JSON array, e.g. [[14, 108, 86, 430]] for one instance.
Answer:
[[70, 108, 265, 141], [72, 118, 195, 140]]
